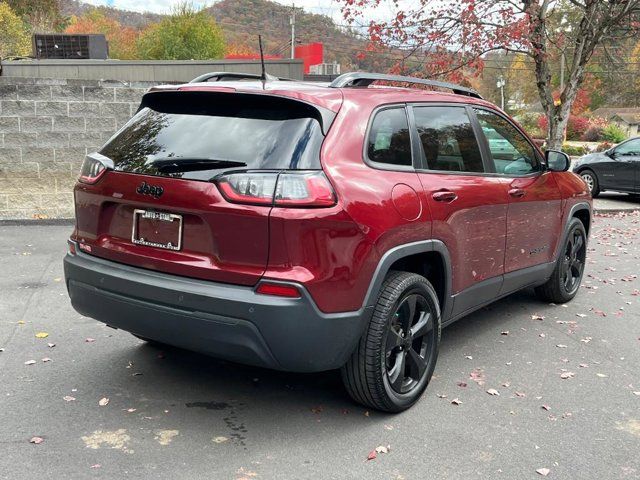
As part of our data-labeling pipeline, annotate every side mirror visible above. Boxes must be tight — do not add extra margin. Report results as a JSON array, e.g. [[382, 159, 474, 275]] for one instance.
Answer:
[[545, 150, 570, 172], [606, 149, 617, 158]]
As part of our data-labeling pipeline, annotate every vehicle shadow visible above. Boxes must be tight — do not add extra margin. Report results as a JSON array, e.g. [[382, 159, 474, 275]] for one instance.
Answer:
[[90, 288, 544, 426]]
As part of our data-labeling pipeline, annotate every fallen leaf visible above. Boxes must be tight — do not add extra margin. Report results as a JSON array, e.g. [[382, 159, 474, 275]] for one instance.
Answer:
[[98, 397, 109, 406], [576, 313, 587, 318], [41, 357, 51, 363], [310, 406, 323, 414], [63, 396, 76, 402], [515, 391, 526, 397], [29, 437, 44, 444], [541, 404, 551, 411], [596, 373, 608, 378], [633, 392, 640, 396], [560, 372, 575, 379], [47, 343, 55, 348], [531, 314, 545, 321], [35, 332, 49, 339], [85, 338, 95, 343], [17, 320, 25, 325], [464, 355, 473, 360], [212, 436, 228, 444], [556, 344, 568, 348], [375, 445, 390, 454], [126, 408, 136, 413], [90, 464, 101, 469], [536, 467, 550, 476], [486, 388, 500, 396], [501, 331, 509, 335], [539, 333, 546, 338], [24, 360, 36, 365], [451, 398, 462, 405], [367, 450, 377, 461], [437, 393, 447, 399], [457, 382, 467, 388]]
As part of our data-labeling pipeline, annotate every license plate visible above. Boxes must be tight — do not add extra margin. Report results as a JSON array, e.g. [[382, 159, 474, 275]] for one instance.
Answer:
[[131, 209, 182, 251]]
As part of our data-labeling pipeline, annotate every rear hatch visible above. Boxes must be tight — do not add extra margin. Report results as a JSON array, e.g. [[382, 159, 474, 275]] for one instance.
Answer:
[[73, 89, 336, 285]]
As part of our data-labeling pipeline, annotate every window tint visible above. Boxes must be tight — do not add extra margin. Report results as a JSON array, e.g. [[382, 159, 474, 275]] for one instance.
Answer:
[[475, 109, 539, 176], [100, 91, 325, 181], [615, 139, 640, 156], [413, 106, 485, 173], [367, 108, 412, 167]]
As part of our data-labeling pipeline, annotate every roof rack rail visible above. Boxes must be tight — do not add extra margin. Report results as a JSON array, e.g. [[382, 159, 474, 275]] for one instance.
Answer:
[[189, 71, 291, 83], [329, 72, 482, 99]]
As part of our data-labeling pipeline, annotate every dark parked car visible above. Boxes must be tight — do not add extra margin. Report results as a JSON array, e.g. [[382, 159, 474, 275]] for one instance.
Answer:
[[64, 72, 592, 412], [573, 137, 640, 197]]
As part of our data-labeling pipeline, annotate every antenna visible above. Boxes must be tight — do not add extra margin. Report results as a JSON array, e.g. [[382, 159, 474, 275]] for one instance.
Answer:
[[259, 35, 266, 82]]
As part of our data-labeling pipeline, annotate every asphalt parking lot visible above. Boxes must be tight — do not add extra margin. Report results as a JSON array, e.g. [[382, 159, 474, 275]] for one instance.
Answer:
[[1, 213, 639, 480]]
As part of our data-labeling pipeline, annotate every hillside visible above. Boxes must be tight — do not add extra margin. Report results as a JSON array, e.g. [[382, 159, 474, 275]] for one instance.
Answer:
[[59, 0, 385, 70]]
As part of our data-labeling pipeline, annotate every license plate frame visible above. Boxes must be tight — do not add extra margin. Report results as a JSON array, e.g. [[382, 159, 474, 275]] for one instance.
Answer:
[[131, 209, 183, 251]]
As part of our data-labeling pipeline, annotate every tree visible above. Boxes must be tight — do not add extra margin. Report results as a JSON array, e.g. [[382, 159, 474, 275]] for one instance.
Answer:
[[5, 0, 63, 32], [137, 3, 225, 60], [65, 9, 139, 59], [341, 0, 640, 149], [0, 3, 31, 58]]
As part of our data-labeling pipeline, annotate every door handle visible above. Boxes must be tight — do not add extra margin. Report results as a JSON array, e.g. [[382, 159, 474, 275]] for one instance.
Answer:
[[508, 188, 526, 198], [432, 191, 458, 202]]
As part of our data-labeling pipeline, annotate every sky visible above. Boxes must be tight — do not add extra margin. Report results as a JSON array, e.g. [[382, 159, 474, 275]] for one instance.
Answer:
[[83, 0, 345, 21]]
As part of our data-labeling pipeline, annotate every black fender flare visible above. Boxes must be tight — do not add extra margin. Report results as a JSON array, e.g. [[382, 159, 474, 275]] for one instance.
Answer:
[[360, 240, 454, 323]]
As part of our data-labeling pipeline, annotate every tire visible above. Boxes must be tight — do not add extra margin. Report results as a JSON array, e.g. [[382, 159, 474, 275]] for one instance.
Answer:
[[535, 218, 587, 304], [579, 169, 600, 197], [341, 271, 441, 413]]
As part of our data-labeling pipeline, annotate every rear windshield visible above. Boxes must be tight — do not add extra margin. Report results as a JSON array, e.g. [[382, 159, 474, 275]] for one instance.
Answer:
[[100, 91, 326, 180]]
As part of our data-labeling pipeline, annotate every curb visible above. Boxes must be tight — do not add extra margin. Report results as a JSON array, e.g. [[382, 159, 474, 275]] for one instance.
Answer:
[[0, 218, 75, 226]]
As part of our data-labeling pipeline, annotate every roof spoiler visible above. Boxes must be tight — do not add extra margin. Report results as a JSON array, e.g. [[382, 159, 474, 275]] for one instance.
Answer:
[[189, 72, 293, 83]]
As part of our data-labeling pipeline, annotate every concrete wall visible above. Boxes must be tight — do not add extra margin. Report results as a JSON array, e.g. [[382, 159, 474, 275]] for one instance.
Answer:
[[0, 76, 154, 219], [0, 59, 304, 83]]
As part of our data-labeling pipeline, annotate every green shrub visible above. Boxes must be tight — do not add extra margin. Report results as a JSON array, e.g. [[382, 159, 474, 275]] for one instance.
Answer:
[[562, 144, 588, 157], [601, 123, 627, 143]]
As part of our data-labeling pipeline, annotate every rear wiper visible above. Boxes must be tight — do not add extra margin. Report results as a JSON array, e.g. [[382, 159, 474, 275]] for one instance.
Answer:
[[149, 158, 247, 173]]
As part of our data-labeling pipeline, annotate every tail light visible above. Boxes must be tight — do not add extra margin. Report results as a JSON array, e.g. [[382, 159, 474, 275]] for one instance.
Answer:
[[216, 171, 336, 207], [78, 153, 111, 184]]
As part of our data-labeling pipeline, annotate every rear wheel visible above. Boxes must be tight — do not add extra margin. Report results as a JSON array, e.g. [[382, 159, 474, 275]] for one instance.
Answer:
[[580, 169, 600, 197], [535, 218, 587, 303], [341, 271, 441, 413]]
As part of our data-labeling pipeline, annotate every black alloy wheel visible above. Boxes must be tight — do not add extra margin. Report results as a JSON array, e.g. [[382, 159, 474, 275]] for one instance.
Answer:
[[342, 271, 441, 412], [385, 293, 435, 394]]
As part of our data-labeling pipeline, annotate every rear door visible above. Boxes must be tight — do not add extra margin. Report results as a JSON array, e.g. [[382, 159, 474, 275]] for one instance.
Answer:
[[472, 108, 563, 280], [74, 90, 333, 285], [411, 104, 509, 315]]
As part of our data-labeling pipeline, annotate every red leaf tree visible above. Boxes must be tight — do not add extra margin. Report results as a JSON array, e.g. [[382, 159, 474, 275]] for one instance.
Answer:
[[341, 0, 640, 149]]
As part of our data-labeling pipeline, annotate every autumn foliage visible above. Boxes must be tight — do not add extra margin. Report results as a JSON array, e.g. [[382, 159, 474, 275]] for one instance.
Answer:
[[65, 9, 139, 59]]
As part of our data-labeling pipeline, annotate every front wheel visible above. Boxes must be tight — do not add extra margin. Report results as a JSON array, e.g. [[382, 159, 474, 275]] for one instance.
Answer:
[[341, 271, 441, 412], [535, 218, 587, 303]]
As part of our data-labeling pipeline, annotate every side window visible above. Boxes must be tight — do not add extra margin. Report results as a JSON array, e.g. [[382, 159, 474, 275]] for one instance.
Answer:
[[475, 109, 540, 176], [413, 106, 485, 173], [615, 139, 640, 156], [367, 107, 412, 167]]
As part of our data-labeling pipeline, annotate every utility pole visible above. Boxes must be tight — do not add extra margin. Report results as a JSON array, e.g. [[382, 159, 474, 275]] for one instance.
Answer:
[[497, 76, 506, 110], [290, 4, 296, 59]]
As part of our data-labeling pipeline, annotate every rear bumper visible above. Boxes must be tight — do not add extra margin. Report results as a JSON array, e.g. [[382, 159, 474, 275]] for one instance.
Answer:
[[63, 248, 371, 372]]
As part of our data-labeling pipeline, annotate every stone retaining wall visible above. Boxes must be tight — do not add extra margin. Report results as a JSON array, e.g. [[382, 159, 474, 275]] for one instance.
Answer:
[[0, 76, 156, 219]]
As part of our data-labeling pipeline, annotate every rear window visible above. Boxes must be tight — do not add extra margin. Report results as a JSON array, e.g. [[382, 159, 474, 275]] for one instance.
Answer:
[[100, 91, 327, 180]]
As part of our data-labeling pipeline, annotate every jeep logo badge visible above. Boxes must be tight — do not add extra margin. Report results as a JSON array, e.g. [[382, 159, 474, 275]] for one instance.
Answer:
[[136, 181, 164, 198]]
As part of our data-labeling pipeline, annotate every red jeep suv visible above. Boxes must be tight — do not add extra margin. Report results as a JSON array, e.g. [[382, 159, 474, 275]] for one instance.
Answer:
[[64, 72, 591, 412]]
